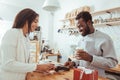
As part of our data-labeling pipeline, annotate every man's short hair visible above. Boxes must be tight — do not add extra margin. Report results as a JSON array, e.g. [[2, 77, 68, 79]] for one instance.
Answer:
[[76, 11, 92, 22]]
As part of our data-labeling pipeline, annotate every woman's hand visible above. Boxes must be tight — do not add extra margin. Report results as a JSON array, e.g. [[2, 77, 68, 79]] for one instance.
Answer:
[[36, 63, 55, 72]]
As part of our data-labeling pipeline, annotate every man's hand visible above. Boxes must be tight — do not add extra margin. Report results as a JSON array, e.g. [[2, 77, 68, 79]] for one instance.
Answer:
[[75, 49, 93, 62]]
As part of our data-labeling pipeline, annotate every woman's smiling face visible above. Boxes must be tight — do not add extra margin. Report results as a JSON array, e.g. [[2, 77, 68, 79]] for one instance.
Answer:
[[30, 16, 39, 32]]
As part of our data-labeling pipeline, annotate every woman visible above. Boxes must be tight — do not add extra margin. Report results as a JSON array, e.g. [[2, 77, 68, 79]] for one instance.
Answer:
[[0, 8, 54, 80]]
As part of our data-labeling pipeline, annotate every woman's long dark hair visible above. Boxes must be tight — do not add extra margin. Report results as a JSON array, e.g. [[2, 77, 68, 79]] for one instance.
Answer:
[[12, 8, 39, 34]]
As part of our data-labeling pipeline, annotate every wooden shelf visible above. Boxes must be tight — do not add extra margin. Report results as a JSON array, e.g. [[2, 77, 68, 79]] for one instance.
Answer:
[[60, 7, 120, 21], [60, 21, 120, 30], [59, 21, 120, 30], [60, 27, 77, 30], [60, 17, 76, 22], [92, 7, 120, 16], [93, 20, 120, 27], [59, 7, 120, 30]]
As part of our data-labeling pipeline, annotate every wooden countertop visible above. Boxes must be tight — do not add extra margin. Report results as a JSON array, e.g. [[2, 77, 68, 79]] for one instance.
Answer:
[[105, 64, 120, 74], [26, 69, 109, 80]]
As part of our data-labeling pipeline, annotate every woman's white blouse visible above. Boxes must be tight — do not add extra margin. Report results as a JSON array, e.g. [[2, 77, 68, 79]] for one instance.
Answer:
[[0, 29, 36, 80]]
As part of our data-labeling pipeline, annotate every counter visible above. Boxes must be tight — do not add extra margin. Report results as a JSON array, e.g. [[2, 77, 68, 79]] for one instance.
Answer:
[[26, 69, 109, 80], [105, 64, 120, 74]]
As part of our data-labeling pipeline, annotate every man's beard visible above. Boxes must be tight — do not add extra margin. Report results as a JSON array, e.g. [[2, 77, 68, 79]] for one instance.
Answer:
[[82, 24, 90, 36]]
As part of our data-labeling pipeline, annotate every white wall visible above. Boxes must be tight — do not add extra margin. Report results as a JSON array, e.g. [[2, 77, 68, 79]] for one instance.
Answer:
[[53, 0, 120, 63], [0, 0, 50, 40], [0, 20, 12, 44]]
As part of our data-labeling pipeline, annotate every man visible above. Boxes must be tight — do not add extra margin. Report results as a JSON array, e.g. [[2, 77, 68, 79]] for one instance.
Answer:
[[75, 11, 118, 77]]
